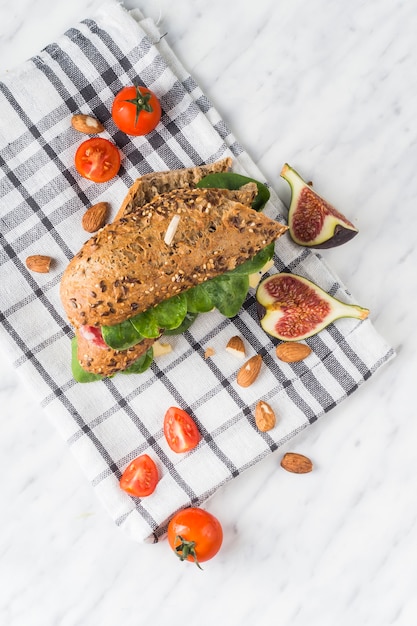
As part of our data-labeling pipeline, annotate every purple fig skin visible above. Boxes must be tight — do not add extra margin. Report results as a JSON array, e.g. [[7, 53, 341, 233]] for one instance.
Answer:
[[281, 163, 358, 249], [309, 223, 358, 249], [256, 301, 267, 322]]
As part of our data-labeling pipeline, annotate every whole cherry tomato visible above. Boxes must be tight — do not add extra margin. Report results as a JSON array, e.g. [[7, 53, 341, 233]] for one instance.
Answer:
[[167, 507, 223, 569], [112, 85, 161, 135], [163, 407, 201, 453], [75, 137, 120, 183], [119, 454, 159, 497]]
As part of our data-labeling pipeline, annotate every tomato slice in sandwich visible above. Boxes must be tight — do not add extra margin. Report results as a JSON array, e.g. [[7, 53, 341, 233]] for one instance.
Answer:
[[79, 325, 108, 349]]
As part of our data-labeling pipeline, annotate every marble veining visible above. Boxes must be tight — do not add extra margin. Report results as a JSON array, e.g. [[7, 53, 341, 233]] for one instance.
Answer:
[[0, 0, 415, 625]]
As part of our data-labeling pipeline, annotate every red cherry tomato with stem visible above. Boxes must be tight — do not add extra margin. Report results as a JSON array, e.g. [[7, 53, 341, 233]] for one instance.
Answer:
[[167, 507, 223, 569], [163, 407, 201, 453], [112, 85, 161, 135], [119, 454, 159, 497], [75, 137, 121, 183]]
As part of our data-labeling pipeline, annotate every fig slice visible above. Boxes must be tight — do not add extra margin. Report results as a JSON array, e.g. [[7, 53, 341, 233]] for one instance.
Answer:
[[256, 273, 369, 341], [281, 163, 358, 248]]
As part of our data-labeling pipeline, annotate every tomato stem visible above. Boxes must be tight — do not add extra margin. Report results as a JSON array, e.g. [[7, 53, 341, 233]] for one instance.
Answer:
[[124, 86, 154, 126], [174, 535, 203, 570]]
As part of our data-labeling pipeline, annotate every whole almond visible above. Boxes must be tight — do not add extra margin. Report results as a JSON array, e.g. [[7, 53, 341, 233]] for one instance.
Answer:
[[25, 254, 52, 273], [281, 452, 313, 474], [276, 342, 312, 363], [71, 114, 104, 134], [255, 400, 276, 432], [82, 202, 109, 233], [226, 335, 246, 359], [237, 354, 262, 387]]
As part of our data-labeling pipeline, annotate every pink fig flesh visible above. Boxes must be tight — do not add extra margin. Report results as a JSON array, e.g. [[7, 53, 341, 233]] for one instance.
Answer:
[[256, 273, 369, 341], [281, 164, 358, 248]]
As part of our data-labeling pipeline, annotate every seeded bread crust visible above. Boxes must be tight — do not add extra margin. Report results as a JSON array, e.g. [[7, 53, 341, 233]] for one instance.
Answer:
[[61, 186, 287, 328], [114, 157, 233, 220], [77, 334, 155, 375]]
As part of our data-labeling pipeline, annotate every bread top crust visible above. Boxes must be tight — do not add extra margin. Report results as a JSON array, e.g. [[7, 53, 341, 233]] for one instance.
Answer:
[[61, 187, 287, 328], [113, 157, 233, 220]]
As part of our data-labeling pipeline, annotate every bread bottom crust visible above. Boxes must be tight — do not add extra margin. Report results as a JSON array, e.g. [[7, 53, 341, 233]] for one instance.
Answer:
[[76, 329, 155, 377]]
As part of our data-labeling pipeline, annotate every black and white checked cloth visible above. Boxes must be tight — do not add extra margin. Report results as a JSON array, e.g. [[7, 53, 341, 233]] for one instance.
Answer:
[[0, 0, 394, 542]]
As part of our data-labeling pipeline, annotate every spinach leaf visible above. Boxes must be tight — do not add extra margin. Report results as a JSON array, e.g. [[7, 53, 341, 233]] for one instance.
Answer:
[[203, 273, 249, 317], [197, 172, 270, 212], [164, 311, 199, 335], [71, 337, 104, 383], [130, 309, 160, 338], [102, 318, 143, 350], [121, 348, 154, 374], [186, 283, 214, 313], [153, 293, 187, 330]]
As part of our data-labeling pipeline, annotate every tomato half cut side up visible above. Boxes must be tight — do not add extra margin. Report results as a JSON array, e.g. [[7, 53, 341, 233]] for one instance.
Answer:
[[119, 454, 159, 497], [75, 137, 121, 183], [163, 407, 201, 453]]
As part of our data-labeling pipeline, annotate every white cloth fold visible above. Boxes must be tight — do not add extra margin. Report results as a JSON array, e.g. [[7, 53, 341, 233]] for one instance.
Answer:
[[0, 0, 394, 542]]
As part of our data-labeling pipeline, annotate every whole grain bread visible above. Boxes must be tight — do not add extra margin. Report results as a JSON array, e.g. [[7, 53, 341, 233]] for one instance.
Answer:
[[73, 159, 236, 376], [77, 332, 155, 376], [61, 186, 287, 328], [114, 157, 233, 220]]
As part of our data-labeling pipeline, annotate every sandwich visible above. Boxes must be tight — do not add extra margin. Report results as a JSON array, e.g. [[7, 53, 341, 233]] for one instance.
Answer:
[[60, 159, 288, 382]]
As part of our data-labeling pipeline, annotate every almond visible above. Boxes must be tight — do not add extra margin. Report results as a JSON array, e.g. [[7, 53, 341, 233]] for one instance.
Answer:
[[82, 202, 109, 233], [276, 342, 312, 363], [236, 354, 262, 387], [152, 340, 172, 357], [25, 254, 52, 273], [71, 114, 104, 134], [281, 452, 313, 474], [226, 335, 246, 359], [255, 400, 276, 432]]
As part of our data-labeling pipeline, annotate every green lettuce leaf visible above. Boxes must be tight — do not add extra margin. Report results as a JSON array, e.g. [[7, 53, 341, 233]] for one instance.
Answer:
[[130, 309, 160, 338], [120, 349, 154, 374], [203, 273, 249, 318], [153, 293, 187, 330], [186, 283, 214, 313], [102, 318, 143, 350], [163, 311, 199, 335]]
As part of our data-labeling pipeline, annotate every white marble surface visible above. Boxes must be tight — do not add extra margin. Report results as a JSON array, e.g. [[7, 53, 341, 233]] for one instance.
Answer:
[[0, 0, 415, 624]]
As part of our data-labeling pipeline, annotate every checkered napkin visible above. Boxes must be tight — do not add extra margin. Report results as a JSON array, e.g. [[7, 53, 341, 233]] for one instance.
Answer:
[[0, 0, 394, 543]]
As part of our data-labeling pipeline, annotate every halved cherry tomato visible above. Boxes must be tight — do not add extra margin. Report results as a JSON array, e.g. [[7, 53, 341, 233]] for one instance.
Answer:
[[75, 137, 121, 183], [119, 454, 159, 497], [167, 507, 223, 568], [163, 407, 201, 453], [112, 85, 161, 136]]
